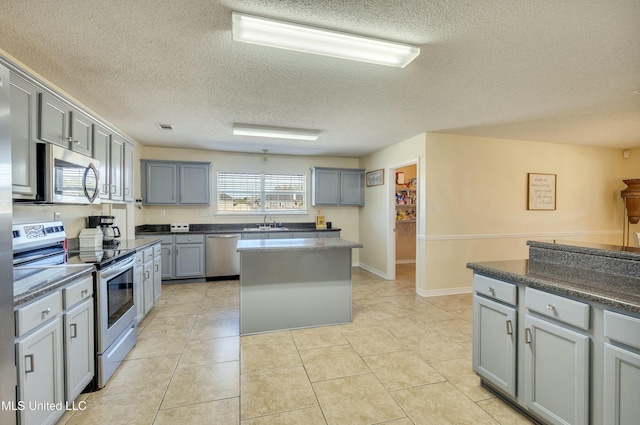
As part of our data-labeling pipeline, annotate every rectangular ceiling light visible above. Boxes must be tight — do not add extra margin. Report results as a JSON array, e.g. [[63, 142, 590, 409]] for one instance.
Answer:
[[233, 124, 320, 141], [232, 12, 420, 68]]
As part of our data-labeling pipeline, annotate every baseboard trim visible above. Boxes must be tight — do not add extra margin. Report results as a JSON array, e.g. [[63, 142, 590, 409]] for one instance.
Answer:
[[357, 263, 389, 280], [395, 259, 416, 264], [416, 286, 472, 298]]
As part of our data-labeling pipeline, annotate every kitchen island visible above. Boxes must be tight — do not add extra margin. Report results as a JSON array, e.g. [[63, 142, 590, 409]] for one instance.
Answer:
[[236, 237, 362, 335], [467, 240, 640, 425]]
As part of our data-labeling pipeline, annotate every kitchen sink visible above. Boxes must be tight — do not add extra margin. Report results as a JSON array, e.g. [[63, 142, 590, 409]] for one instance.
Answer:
[[243, 227, 289, 231]]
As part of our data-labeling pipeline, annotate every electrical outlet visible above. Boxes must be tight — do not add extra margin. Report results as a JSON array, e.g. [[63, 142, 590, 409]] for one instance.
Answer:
[[199, 210, 206, 217], [431, 205, 438, 214], [160, 210, 166, 217]]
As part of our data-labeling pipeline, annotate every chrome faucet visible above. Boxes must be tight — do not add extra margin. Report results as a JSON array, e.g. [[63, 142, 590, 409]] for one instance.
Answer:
[[263, 214, 272, 227]]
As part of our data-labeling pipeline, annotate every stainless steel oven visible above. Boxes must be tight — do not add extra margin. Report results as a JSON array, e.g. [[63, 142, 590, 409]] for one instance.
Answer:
[[94, 253, 137, 388]]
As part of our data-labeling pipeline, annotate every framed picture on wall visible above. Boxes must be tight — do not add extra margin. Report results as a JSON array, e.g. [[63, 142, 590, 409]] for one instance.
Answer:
[[366, 169, 384, 187], [528, 173, 556, 210]]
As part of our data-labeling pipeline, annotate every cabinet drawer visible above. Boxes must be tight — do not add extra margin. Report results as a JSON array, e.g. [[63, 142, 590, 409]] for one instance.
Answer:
[[473, 274, 517, 306], [604, 310, 640, 351], [63, 276, 93, 309], [294, 232, 318, 238], [16, 291, 63, 337], [319, 231, 340, 238], [143, 247, 154, 262], [175, 234, 204, 244], [135, 253, 143, 268], [153, 243, 162, 257], [525, 287, 590, 330]]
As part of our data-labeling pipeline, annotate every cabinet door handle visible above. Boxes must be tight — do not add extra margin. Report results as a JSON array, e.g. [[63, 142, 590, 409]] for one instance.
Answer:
[[155, 264, 159, 272], [124, 187, 129, 195], [488, 287, 495, 295], [70, 323, 77, 339], [525, 328, 532, 344], [42, 307, 51, 316], [546, 304, 556, 312], [506, 320, 513, 335], [81, 289, 88, 297], [145, 271, 150, 280], [25, 354, 35, 373]]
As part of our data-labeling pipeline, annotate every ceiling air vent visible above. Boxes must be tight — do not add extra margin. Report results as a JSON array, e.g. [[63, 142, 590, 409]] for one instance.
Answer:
[[157, 123, 174, 131]]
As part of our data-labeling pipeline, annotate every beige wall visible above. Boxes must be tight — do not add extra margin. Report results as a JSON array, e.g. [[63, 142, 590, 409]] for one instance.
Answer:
[[360, 132, 627, 296], [139, 147, 362, 262]]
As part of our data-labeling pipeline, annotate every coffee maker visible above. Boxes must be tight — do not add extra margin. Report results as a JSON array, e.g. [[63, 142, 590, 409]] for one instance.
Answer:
[[87, 215, 121, 247]]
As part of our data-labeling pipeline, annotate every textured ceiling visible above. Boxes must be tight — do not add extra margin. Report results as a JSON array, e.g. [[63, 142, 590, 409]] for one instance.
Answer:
[[1, 0, 639, 157]]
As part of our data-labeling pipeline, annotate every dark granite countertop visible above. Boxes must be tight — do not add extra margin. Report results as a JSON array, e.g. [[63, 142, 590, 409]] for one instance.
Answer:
[[135, 222, 341, 236], [467, 259, 640, 315], [14, 265, 94, 307]]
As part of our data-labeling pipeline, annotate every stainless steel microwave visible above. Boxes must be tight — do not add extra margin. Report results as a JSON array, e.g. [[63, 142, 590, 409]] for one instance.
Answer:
[[35, 143, 101, 205]]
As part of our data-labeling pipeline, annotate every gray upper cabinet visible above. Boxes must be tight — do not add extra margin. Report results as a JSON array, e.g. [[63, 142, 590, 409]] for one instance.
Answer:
[[123, 142, 134, 202], [69, 107, 93, 157], [179, 162, 211, 204], [92, 123, 111, 199], [109, 134, 124, 201], [311, 167, 364, 206], [93, 125, 133, 203], [38, 92, 94, 156], [9, 72, 38, 200], [141, 160, 210, 205]]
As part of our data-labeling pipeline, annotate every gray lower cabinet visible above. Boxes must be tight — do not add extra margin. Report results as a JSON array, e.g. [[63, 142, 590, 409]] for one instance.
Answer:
[[175, 235, 205, 278], [10, 71, 39, 200], [134, 252, 144, 323], [15, 291, 64, 425], [161, 243, 173, 280], [242, 230, 341, 240], [311, 167, 365, 206], [141, 160, 211, 205], [603, 311, 640, 425], [473, 294, 517, 397], [523, 313, 589, 425]]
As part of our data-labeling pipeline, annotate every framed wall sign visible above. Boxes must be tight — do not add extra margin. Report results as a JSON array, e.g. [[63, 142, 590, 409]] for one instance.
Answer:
[[528, 173, 556, 210], [366, 169, 384, 187]]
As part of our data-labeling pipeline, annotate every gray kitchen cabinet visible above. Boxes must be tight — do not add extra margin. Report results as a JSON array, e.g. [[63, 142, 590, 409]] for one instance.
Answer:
[[472, 274, 517, 397], [174, 234, 205, 279], [134, 252, 144, 323], [141, 160, 211, 205], [319, 231, 340, 238], [69, 107, 93, 157], [123, 141, 134, 202], [15, 291, 64, 425], [311, 167, 365, 206], [9, 72, 39, 200], [109, 134, 125, 201], [142, 253, 155, 315], [296, 232, 318, 238], [153, 249, 162, 302], [603, 310, 640, 425], [523, 288, 590, 425], [161, 243, 174, 280], [179, 162, 211, 204], [93, 123, 112, 199], [93, 125, 133, 203], [38, 92, 94, 156], [142, 161, 177, 204], [63, 298, 94, 402], [242, 230, 341, 240]]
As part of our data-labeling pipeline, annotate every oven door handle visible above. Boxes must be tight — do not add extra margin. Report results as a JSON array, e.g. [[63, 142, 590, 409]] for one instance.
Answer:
[[100, 256, 135, 279]]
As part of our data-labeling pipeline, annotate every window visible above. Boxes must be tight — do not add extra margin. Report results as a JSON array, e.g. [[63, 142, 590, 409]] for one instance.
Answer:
[[217, 171, 306, 213]]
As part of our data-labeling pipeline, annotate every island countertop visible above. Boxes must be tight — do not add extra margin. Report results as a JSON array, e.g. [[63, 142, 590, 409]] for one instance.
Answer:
[[237, 237, 363, 253], [467, 259, 640, 315]]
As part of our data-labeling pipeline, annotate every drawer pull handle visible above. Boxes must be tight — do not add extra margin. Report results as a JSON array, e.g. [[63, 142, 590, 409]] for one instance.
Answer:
[[25, 354, 35, 373], [42, 307, 51, 316], [546, 304, 556, 311], [488, 287, 495, 294], [525, 328, 532, 344], [506, 320, 513, 335], [155, 264, 159, 272], [81, 289, 89, 297], [70, 323, 77, 339]]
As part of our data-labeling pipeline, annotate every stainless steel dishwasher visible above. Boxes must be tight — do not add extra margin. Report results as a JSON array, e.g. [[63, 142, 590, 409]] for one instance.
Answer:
[[206, 234, 241, 279]]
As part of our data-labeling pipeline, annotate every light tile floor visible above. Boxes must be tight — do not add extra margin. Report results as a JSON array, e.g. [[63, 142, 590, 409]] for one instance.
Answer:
[[58, 264, 533, 425]]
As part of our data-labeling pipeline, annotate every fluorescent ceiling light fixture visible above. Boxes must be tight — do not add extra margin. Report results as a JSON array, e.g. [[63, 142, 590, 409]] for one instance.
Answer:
[[232, 12, 420, 68], [233, 124, 320, 141]]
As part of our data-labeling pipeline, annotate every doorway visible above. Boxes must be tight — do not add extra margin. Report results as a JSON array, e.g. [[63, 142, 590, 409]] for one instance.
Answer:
[[388, 161, 418, 283]]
